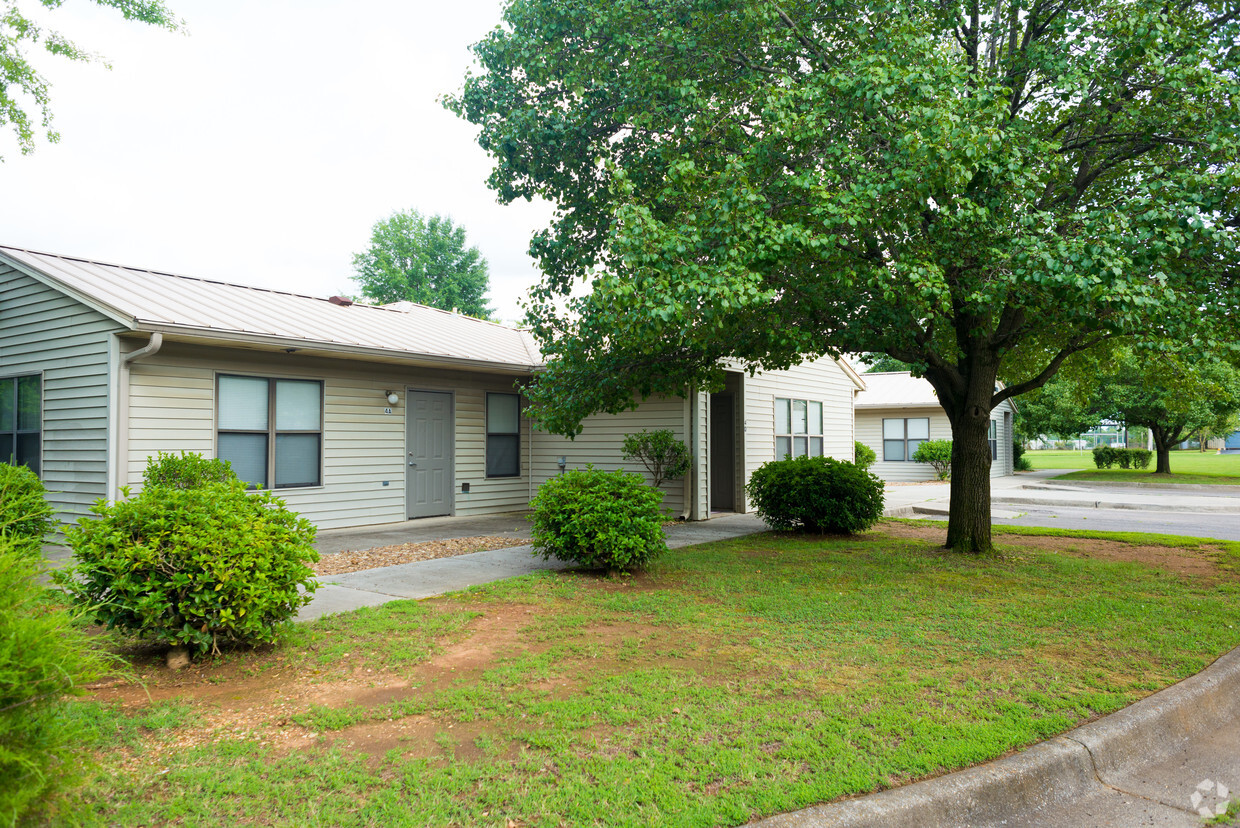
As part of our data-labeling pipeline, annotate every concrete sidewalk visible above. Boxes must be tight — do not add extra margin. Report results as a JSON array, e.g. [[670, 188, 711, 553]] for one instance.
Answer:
[[299, 512, 767, 621]]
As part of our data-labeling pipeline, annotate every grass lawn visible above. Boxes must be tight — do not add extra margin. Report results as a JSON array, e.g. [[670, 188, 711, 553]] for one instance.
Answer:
[[69, 523, 1240, 827], [1026, 449, 1240, 484]]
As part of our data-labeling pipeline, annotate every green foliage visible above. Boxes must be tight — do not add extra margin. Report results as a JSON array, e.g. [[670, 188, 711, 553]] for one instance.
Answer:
[[912, 439, 953, 480], [450, 0, 1240, 553], [142, 451, 236, 490], [529, 466, 666, 571], [854, 441, 877, 470], [0, 0, 179, 159], [0, 538, 109, 825], [0, 463, 54, 559], [1012, 441, 1033, 472], [352, 209, 493, 319], [745, 455, 884, 534], [58, 462, 319, 656], [620, 429, 690, 488], [1093, 446, 1152, 470]]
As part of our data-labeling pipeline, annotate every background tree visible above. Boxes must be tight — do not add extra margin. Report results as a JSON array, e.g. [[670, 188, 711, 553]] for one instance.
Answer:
[[859, 354, 912, 374], [1093, 353, 1240, 474], [1, 0, 179, 159], [352, 210, 494, 319], [451, 0, 1240, 553]]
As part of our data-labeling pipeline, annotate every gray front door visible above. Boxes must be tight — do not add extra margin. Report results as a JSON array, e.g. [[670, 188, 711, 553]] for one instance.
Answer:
[[406, 391, 452, 519]]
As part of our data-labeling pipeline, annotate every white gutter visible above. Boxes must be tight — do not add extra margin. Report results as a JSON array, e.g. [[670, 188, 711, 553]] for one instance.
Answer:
[[112, 333, 163, 499]]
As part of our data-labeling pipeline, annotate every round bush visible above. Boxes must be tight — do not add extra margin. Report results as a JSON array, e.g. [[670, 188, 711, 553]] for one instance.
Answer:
[[746, 455, 884, 534], [0, 537, 107, 825], [142, 450, 236, 490], [59, 476, 319, 656], [853, 440, 877, 470], [0, 463, 55, 560], [911, 438, 953, 480], [530, 466, 666, 571]]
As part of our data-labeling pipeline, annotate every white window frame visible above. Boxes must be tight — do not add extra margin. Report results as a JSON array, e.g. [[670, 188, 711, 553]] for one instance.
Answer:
[[883, 417, 930, 461], [775, 397, 824, 459]]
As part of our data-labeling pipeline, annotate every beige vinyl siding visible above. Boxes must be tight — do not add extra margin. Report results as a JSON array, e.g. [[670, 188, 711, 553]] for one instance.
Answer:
[[0, 265, 125, 523], [530, 395, 689, 517], [736, 356, 858, 512], [857, 401, 1016, 482], [125, 342, 536, 530]]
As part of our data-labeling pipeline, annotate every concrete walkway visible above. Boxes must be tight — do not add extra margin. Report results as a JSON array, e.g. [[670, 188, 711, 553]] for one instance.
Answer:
[[299, 512, 767, 621]]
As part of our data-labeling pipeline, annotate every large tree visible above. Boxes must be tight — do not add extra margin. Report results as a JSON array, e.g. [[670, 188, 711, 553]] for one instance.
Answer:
[[352, 210, 494, 319], [1, 0, 180, 159], [451, 0, 1240, 553]]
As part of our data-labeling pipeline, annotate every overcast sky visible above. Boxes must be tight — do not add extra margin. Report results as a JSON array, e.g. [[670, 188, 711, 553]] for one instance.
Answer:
[[0, 0, 555, 325]]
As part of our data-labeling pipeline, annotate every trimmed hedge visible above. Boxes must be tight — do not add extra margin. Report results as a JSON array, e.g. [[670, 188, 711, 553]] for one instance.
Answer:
[[530, 466, 666, 571], [746, 455, 884, 534], [1092, 445, 1153, 470], [911, 439, 953, 480], [58, 456, 318, 656], [853, 441, 877, 470]]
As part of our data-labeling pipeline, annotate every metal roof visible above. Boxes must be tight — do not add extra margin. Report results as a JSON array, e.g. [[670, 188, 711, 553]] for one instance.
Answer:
[[854, 371, 943, 408], [0, 245, 542, 371]]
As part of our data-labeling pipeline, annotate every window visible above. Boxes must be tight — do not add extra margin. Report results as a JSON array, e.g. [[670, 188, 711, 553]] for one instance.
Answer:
[[989, 419, 998, 460], [486, 393, 520, 477], [0, 375, 41, 476], [775, 398, 823, 458], [217, 375, 322, 489], [883, 417, 929, 461]]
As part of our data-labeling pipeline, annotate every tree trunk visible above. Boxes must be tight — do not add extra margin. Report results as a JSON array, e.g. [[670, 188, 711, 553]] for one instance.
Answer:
[[926, 358, 998, 555], [1151, 426, 1174, 474]]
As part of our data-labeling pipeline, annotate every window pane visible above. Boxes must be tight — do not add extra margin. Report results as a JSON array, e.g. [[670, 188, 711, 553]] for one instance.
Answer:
[[486, 434, 520, 476], [793, 436, 808, 457], [809, 401, 822, 435], [884, 440, 904, 461], [275, 433, 320, 488], [218, 432, 268, 488], [275, 380, 321, 430], [16, 433, 39, 476], [792, 400, 807, 435], [908, 439, 926, 458], [810, 436, 823, 456], [0, 380, 13, 431], [775, 399, 791, 434], [487, 394, 520, 435], [989, 419, 997, 438], [775, 436, 791, 459], [218, 376, 269, 430], [907, 418, 930, 440], [0, 434, 12, 465], [990, 440, 997, 461], [883, 418, 904, 440], [17, 376, 39, 431]]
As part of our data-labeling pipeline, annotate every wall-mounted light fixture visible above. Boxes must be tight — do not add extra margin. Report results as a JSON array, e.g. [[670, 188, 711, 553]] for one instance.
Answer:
[[383, 391, 399, 405], [557, 456, 567, 469]]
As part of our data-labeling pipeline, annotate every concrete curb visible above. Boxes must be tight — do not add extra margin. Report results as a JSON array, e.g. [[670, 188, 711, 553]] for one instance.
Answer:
[[992, 495, 1239, 514], [749, 645, 1240, 827], [1036, 479, 1240, 494]]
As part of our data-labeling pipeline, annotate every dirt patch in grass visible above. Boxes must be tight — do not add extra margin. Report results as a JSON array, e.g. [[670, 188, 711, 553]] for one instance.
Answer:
[[314, 535, 531, 576], [877, 520, 1229, 581]]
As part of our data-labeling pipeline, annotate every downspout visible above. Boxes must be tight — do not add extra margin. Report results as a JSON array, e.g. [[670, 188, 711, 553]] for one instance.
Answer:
[[115, 333, 163, 496], [527, 399, 534, 503], [681, 390, 691, 519]]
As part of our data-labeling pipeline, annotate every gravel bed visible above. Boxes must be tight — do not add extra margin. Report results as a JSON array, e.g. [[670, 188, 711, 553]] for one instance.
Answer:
[[313, 535, 531, 576]]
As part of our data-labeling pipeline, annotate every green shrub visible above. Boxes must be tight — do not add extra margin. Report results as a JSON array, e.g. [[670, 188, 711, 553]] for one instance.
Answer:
[[1129, 448, 1153, 469], [621, 429, 691, 488], [1092, 445, 1116, 469], [746, 455, 884, 534], [58, 460, 319, 656], [1014, 454, 1034, 472], [0, 537, 108, 826], [0, 463, 55, 560], [142, 451, 235, 490], [530, 466, 666, 571], [854, 440, 877, 470], [912, 439, 953, 480], [1116, 448, 1134, 469]]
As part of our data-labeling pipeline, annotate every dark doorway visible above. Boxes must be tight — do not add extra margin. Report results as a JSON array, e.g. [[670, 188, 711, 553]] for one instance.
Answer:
[[710, 393, 735, 511]]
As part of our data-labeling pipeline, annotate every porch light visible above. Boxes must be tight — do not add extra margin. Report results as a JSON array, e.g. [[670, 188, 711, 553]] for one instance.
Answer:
[[384, 391, 399, 405]]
